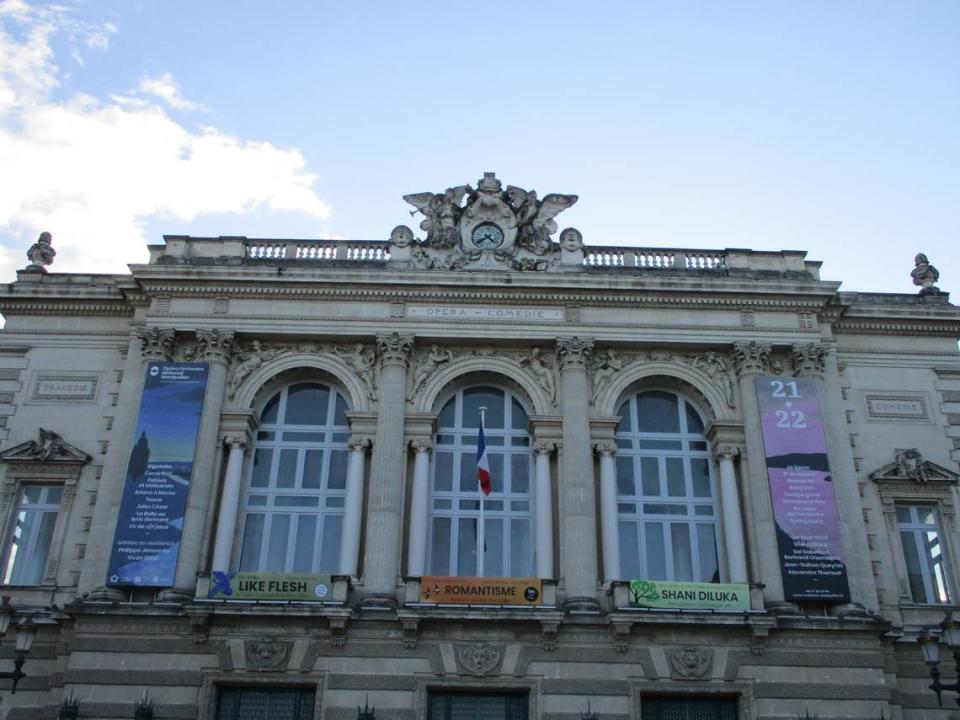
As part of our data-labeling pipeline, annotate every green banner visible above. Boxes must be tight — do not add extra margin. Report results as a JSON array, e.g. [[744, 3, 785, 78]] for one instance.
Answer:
[[208, 572, 332, 601], [628, 580, 749, 611]]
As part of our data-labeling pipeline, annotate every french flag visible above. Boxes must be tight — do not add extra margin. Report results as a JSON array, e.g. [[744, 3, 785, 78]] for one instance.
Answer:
[[477, 417, 492, 496]]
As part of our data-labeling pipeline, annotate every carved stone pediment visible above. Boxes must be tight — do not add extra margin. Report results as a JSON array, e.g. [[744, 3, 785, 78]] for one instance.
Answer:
[[0, 428, 91, 467], [870, 448, 958, 485], [397, 172, 579, 272]]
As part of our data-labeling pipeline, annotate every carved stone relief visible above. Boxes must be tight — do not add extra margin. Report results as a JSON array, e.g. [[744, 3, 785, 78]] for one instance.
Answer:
[[790, 343, 827, 377], [668, 646, 712, 679], [455, 642, 503, 676], [244, 638, 292, 672]]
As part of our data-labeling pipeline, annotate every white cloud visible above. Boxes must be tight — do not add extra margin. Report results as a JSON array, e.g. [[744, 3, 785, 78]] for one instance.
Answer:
[[0, 2, 330, 279], [137, 72, 206, 112]]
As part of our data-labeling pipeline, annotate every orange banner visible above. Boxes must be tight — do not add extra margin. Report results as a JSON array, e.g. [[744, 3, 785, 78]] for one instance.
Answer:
[[420, 576, 542, 605]]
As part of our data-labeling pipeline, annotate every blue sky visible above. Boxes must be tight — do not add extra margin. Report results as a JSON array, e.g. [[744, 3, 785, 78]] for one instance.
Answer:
[[0, 1, 957, 296]]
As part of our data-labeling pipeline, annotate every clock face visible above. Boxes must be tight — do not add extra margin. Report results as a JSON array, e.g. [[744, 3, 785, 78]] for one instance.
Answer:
[[471, 222, 505, 250]]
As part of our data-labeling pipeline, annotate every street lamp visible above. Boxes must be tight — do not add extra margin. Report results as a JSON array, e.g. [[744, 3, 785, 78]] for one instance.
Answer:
[[918, 610, 960, 706], [0, 596, 36, 694]]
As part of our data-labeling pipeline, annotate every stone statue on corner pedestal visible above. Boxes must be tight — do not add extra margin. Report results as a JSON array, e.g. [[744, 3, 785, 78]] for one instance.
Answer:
[[25, 231, 56, 272], [911, 253, 942, 295]]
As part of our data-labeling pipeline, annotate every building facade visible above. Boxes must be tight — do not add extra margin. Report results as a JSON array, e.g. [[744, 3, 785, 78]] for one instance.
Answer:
[[0, 174, 957, 719]]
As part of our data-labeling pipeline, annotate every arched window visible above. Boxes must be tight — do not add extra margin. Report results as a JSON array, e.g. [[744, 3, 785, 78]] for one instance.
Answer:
[[238, 382, 350, 573], [615, 390, 721, 583], [428, 386, 533, 577]]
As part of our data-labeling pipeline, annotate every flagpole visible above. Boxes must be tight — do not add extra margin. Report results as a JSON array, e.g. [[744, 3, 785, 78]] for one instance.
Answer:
[[478, 406, 486, 578]]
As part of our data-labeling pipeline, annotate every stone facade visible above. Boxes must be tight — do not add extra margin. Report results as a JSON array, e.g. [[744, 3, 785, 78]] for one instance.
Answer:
[[0, 176, 957, 719]]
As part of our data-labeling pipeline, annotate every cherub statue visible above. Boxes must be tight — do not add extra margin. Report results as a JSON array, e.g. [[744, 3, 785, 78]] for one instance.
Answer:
[[25, 231, 56, 272], [521, 347, 556, 403], [911, 253, 941, 295], [29, 427, 65, 461], [402, 184, 472, 249]]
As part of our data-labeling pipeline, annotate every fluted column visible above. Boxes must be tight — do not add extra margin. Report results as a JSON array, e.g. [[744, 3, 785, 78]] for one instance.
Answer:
[[556, 337, 600, 610], [406, 438, 432, 578], [792, 343, 877, 615], [339, 437, 371, 576], [595, 441, 620, 582], [360, 333, 414, 607], [732, 341, 794, 611], [714, 444, 748, 584], [211, 437, 247, 573], [161, 328, 234, 599], [533, 441, 556, 579], [86, 328, 176, 599]]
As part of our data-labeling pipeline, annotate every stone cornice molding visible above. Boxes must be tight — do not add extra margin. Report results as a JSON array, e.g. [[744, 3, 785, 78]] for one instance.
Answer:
[[138, 327, 176, 362], [0, 300, 136, 317], [833, 319, 960, 337], [731, 341, 773, 377], [790, 343, 828, 378], [195, 329, 235, 365], [376, 333, 415, 367], [556, 337, 594, 371]]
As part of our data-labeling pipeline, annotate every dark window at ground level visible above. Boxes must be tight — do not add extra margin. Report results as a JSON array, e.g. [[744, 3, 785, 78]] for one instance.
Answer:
[[642, 696, 738, 720], [428, 691, 528, 720], [216, 687, 315, 720]]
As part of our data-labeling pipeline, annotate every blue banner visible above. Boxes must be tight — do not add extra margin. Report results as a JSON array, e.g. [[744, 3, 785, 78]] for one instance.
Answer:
[[107, 362, 208, 587]]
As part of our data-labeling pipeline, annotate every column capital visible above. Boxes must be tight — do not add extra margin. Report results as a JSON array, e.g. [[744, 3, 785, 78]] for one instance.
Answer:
[[533, 440, 557, 456], [195, 329, 235, 365], [376, 333, 415, 367], [732, 341, 773, 377], [137, 327, 176, 362], [556, 336, 594, 370], [409, 438, 432, 454], [712, 443, 742, 464], [349, 437, 373, 453], [223, 435, 247, 451], [790, 342, 828, 378], [593, 441, 617, 456]]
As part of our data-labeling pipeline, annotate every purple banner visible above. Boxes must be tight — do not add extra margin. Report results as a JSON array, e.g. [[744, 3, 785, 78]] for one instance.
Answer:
[[756, 376, 850, 602]]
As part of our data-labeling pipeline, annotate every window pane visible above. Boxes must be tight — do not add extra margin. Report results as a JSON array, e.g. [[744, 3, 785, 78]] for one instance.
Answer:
[[250, 449, 272, 488], [292, 515, 317, 573], [457, 517, 478, 576], [511, 398, 528, 430], [697, 523, 719, 583], [637, 439, 682, 450], [901, 529, 927, 602], [285, 383, 329, 425], [459, 452, 479, 492], [666, 457, 685, 497], [671, 523, 694, 581], [434, 452, 454, 492], [640, 457, 660, 496], [274, 496, 319, 507], [239, 514, 265, 571], [918, 507, 937, 525], [484, 517, 503, 577], [319, 514, 341, 573], [302, 449, 324, 489], [619, 521, 641, 580], [511, 519, 532, 577], [896, 506, 912, 524], [438, 397, 456, 429], [691, 458, 711, 498], [511, 454, 529, 493], [431, 517, 451, 574], [636, 391, 679, 433], [260, 393, 280, 424], [327, 449, 348, 490], [277, 449, 298, 489], [333, 392, 349, 426], [617, 400, 632, 432], [617, 456, 636, 496], [46, 487, 63, 504], [464, 387, 504, 429], [265, 515, 290, 571], [488, 453, 504, 494], [685, 402, 704, 434], [644, 522, 667, 580]]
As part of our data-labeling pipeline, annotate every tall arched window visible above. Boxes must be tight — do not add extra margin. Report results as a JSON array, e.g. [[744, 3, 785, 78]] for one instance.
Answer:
[[616, 390, 721, 583], [238, 382, 350, 573], [428, 386, 533, 577]]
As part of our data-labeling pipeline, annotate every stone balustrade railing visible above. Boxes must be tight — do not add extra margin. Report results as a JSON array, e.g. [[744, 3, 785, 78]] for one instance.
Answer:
[[243, 239, 726, 270]]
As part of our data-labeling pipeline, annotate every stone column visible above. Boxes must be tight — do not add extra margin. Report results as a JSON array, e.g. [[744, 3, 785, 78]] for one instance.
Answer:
[[533, 441, 556, 579], [211, 437, 247, 573], [594, 441, 620, 582], [406, 438, 432, 578], [161, 328, 234, 600], [360, 333, 414, 607], [556, 337, 600, 610], [792, 342, 877, 615], [713, 445, 748, 584], [732, 341, 795, 612], [86, 327, 175, 599], [339, 437, 371, 576]]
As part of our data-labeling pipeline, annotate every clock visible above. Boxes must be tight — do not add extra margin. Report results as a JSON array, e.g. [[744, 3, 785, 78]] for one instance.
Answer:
[[471, 222, 505, 250]]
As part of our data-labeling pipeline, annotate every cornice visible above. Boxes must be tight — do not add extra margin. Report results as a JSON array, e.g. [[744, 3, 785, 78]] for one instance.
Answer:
[[833, 319, 960, 337], [0, 300, 135, 317]]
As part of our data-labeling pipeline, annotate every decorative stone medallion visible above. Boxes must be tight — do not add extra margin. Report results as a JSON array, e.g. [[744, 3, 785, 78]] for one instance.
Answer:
[[455, 642, 503, 676], [668, 646, 712, 679]]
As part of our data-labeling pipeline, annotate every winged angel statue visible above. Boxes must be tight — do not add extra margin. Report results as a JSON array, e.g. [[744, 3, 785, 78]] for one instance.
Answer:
[[504, 186, 578, 256], [402, 184, 472, 249]]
